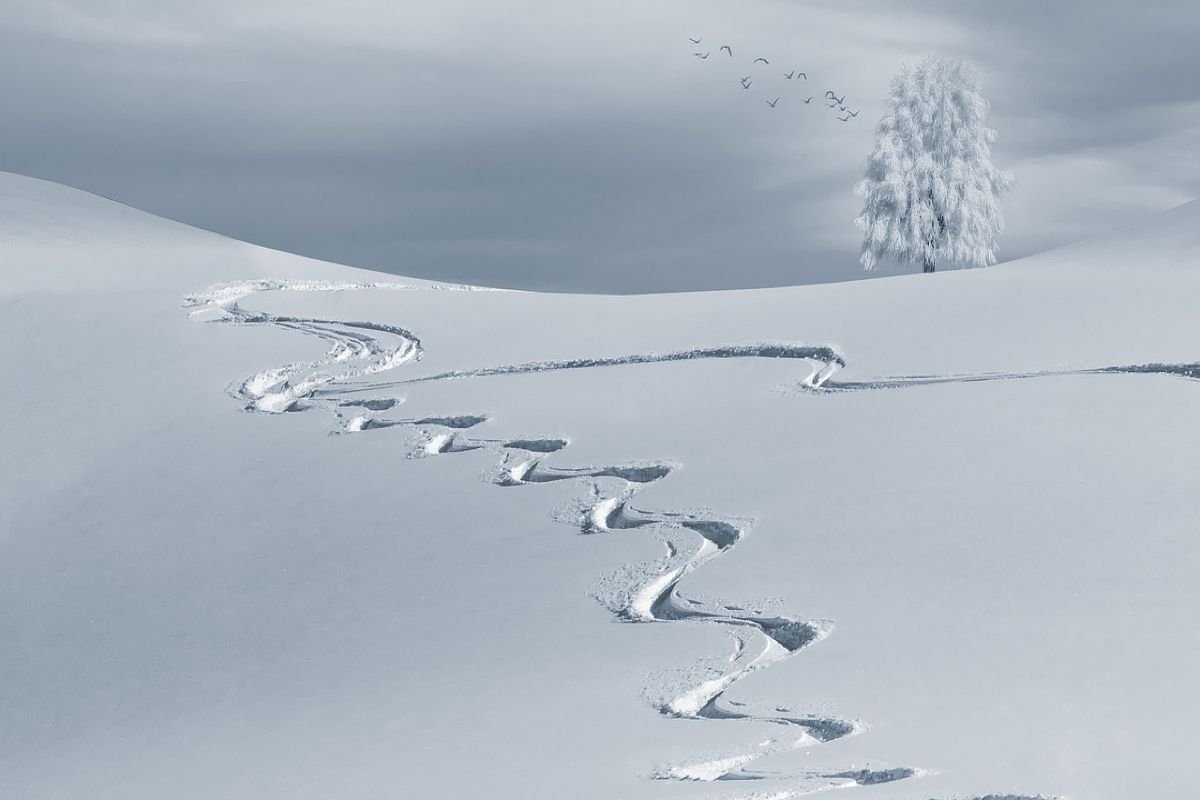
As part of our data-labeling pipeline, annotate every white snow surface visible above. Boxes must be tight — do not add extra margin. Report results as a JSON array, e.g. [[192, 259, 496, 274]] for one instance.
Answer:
[[4, 170, 1200, 799]]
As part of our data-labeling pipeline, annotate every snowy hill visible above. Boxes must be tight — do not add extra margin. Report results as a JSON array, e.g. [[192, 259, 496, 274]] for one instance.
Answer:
[[3, 170, 1199, 800]]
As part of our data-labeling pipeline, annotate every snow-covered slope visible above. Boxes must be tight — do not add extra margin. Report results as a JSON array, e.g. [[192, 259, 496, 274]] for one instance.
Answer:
[[3, 171, 1199, 800]]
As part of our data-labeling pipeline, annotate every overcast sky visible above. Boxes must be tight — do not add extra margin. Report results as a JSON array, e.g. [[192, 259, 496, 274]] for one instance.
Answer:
[[3, 1, 1199, 291]]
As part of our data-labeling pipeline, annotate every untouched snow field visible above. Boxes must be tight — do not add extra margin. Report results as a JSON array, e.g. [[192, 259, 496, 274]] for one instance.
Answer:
[[4, 170, 1200, 799]]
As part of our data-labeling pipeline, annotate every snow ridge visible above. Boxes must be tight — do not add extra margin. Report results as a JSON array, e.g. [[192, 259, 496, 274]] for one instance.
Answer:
[[184, 279, 1059, 799]]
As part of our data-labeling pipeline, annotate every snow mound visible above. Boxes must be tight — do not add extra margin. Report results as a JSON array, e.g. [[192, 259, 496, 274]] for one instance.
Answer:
[[3, 172, 1199, 800]]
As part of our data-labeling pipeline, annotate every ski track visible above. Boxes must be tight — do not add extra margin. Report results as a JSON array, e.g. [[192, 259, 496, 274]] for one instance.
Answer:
[[812, 362, 1200, 393], [181, 278, 1165, 800]]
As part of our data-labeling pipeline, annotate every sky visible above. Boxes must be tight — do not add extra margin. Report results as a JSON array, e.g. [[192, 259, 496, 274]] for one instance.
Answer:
[[2, 0, 1199, 292]]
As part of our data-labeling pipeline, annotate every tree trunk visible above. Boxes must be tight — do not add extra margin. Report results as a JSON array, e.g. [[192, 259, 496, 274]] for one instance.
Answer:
[[923, 256, 935, 273]]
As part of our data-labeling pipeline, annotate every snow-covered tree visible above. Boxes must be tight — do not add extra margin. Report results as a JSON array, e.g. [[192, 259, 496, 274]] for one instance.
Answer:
[[855, 56, 1014, 273]]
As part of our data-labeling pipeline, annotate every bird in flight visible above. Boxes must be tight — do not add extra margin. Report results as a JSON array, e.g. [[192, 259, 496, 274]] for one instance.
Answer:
[[754, 57, 770, 65], [689, 37, 702, 44], [742, 79, 753, 89], [741, 75, 752, 83], [838, 112, 851, 122], [826, 91, 846, 104], [784, 70, 795, 79], [845, 109, 860, 117], [766, 97, 780, 108], [802, 96, 813, 104], [693, 51, 710, 59], [796, 72, 807, 80], [720, 45, 733, 56]]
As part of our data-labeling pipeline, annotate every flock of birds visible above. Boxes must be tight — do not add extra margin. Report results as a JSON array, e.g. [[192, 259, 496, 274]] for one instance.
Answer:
[[687, 37, 859, 121]]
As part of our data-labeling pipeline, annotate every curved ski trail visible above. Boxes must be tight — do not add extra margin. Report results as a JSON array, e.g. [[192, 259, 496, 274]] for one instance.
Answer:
[[186, 279, 1088, 799]]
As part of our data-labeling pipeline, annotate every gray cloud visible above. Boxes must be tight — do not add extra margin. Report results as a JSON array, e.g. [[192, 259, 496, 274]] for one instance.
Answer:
[[2, 1, 1198, 291]]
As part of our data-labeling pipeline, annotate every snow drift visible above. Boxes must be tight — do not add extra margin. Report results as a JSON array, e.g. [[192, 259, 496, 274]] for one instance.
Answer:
[[4, 171, 1200, 800]]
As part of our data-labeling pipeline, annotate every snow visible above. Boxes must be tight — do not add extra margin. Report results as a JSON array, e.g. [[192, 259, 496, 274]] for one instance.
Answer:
[[3, 169, 1200, 799]]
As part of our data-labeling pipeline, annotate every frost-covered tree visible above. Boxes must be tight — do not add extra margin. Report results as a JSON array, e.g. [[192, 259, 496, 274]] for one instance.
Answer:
[[855, 56, 1014, 273]]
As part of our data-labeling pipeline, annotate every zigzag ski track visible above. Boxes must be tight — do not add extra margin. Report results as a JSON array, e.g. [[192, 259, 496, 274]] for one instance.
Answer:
[[183, 278, 1189, 799]]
